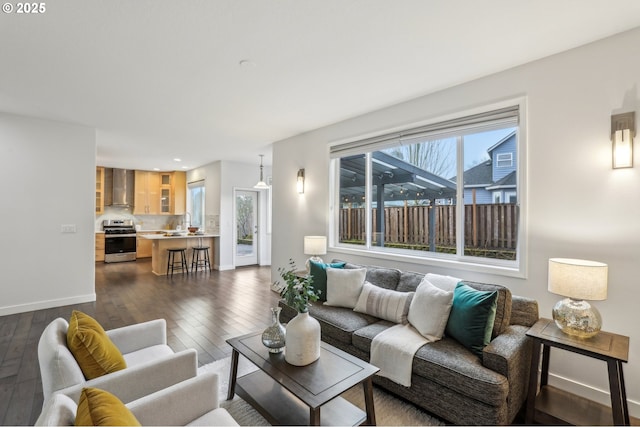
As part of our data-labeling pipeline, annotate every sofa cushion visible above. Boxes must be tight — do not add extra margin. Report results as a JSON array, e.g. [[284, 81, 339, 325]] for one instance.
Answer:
[[325, 268, 366, 308], [122, 345, 174, 367], [76, 387, 141, 426], [445, 283, 498, 356], [341, 261, 402, 290], [461, 281, 512, 337], [309, 261, 346, 302], [66, 311, 127, 380], [308, 304, 378, 345], [413, 338, 509, 407], [186, 408, 239, 426], [352, 320, 395, 353], [407, 278, 454, 341], [354, 282, 414, 324], [353, 324, 508, 408], [396, 271, 425, 293]]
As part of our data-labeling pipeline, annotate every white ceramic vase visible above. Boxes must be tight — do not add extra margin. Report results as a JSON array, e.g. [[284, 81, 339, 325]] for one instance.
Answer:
[[285, 311, 321, 366]]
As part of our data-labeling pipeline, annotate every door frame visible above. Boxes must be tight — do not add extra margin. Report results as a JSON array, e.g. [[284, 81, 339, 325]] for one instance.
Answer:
[[233, 188, 260, 267]]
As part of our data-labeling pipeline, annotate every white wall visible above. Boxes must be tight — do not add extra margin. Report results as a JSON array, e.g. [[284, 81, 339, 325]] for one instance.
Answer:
[[0, 113, 96, 315], [271, 28, 640, 414], [188, 160, 271, 270], [188, 161, 222, 267]]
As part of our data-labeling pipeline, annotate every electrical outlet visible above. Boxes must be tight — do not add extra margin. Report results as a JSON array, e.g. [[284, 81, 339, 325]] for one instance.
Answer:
[[61, 224, 77, 233]]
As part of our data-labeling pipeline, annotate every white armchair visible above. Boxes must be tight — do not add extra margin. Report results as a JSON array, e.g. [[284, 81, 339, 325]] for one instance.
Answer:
[[38, 317, 198, 404], [35, 372, 239, 426]]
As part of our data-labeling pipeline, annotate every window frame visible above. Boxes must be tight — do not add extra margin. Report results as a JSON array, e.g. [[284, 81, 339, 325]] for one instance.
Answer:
[[496, 152, 513, 168], [187, 180, 205, 229], [329, 98, 527, 278]]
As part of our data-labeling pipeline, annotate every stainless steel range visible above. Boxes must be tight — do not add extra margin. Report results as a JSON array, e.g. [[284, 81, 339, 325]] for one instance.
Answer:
[[102, 219, 137, 263]]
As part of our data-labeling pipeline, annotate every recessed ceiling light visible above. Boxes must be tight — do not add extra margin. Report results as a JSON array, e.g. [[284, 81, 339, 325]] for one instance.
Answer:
[[153, 168, 160, 171], [239, 59, 256, 68], [182, 166, 188, 169], [173, 158, 181, 162]]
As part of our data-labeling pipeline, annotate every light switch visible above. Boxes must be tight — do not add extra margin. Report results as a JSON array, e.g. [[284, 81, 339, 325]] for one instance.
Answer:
[[61, 224, 77, 233]]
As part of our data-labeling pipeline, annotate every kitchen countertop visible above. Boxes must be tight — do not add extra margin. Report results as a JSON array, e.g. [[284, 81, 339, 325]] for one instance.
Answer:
[[140, 233, 219, 240]]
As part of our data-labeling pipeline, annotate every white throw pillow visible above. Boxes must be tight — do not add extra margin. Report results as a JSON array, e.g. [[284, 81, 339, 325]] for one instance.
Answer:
[[408, 278, 454, 341], [325, 268, 367, 308], [424, 273, 461, 292], [354, 282, 414, 324]]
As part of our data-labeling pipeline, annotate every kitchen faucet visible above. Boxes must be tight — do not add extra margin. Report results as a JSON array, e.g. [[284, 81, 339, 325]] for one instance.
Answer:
[[185, 212, 191, 227]]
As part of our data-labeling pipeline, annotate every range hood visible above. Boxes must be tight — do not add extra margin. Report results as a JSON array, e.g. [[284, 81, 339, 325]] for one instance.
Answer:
[[104, 168, 135, 207]]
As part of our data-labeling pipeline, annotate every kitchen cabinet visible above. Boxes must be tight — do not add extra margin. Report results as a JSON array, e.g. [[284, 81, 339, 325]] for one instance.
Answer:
[[134, 171, 161, 214], [95, 233, 105, 262], [135, 171, 186, 215], [136, 232, 154, 258], [171, 171, 186, 215], [95, 167, 104, 214]]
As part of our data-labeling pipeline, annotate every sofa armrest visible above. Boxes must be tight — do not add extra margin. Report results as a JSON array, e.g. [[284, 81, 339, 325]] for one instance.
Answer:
[[509, 296, 539, 327], [56, 348, 198, 404], [107, 319, 167, 354], [128, 371, 222, 425], [482, 325, 533, 417]]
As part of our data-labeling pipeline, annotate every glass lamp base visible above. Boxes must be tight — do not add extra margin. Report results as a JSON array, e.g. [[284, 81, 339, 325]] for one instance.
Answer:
[[305, 256, 324, 272], [552, 298, 602, 338]]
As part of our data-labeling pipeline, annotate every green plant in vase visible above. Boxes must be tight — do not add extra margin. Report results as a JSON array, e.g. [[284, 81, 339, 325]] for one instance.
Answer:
[[276, 259, 320, 313]]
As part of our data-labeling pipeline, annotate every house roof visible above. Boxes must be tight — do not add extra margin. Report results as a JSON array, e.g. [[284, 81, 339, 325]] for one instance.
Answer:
[[486, 171, 516, 190], [487, 131, 517, 154], [462, 160, 492, 187]]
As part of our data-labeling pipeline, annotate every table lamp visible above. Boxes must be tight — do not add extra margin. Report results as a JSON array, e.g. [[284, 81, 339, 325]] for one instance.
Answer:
[[547, 258, 608, 338], [304, 236, 327, 272]]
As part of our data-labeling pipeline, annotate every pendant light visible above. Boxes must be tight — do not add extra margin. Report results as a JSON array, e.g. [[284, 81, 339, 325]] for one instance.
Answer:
[[254, 154, 269, 189]]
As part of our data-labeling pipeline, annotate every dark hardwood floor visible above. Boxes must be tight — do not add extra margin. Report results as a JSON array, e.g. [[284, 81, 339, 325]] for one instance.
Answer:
[[0, 259, 279, 425]]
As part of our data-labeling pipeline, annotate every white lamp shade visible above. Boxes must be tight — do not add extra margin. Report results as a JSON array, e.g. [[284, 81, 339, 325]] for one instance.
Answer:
[[548, 258, 608, 301], [303, 236, 327, 256]]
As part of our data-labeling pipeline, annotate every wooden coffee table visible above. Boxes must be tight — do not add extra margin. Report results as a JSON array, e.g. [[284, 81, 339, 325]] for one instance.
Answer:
[[227, 331, 379, 426]]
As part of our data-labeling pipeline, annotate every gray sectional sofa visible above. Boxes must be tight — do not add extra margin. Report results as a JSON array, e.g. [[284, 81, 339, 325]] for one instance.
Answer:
[[279, 260, 539, 425]]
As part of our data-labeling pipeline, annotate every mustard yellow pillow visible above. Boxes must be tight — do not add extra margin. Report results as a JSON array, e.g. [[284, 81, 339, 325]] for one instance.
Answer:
[[75, 387, 140, 426], [67, 310, 127, 380]]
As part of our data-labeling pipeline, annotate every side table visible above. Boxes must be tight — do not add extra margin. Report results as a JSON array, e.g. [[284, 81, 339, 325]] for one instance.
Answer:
[[525, 318, 630, 425]]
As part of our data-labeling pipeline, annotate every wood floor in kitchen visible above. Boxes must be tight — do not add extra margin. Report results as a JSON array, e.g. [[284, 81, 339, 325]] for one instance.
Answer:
[[0, 259, 279, 425]]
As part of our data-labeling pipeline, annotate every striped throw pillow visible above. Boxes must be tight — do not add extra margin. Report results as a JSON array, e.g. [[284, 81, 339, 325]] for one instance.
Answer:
[[354, 282, 414, 324]]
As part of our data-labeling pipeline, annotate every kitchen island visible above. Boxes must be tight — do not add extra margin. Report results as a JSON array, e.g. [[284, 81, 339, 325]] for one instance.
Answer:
[[140, 233, 219, 275]]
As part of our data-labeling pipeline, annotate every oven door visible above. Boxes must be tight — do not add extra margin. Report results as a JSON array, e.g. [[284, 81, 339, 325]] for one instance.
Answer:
[[104, 234, 137, 262]]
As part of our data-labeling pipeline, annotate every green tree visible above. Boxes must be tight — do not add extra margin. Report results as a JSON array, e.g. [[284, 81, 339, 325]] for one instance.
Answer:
[[236, 195, 253, 241]]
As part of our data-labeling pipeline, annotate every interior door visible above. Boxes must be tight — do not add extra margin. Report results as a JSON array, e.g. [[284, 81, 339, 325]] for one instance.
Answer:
[[235, 190, 258, 266]]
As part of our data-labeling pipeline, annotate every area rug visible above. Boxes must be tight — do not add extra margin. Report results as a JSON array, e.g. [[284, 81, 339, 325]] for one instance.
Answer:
[[198, 356, 444, 426]]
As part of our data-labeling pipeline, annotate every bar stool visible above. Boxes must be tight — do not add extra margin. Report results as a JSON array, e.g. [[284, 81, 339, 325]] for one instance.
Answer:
[[166, 248, 188, 277], [191, 247, 212, 273]]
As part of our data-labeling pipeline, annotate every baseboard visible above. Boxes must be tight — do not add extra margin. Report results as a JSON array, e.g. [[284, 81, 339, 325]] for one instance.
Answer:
[[0, 293, 96, 317], [217, 264, 235, 271], [548, 373, 640, 418]]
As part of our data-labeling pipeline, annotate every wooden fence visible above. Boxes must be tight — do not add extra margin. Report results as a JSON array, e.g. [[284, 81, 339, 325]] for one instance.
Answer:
[[339, 203, 517, 251]]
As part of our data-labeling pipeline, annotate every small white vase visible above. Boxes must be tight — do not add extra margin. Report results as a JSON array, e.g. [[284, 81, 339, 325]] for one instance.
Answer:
[[285, 311, 321, 366]]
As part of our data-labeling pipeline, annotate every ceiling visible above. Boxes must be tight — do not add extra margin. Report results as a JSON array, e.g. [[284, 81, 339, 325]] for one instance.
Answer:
[[2, 1, 640, 171]]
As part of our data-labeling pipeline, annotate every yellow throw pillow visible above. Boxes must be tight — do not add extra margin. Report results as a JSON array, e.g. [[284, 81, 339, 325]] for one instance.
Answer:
[[67, 310, 127, 380], [75, 387, 140, 426]]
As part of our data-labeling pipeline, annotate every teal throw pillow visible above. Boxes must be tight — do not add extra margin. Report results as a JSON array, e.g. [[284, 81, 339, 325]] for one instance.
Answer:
[[445, 282, 498, 356], [309, 261, 346, 301]]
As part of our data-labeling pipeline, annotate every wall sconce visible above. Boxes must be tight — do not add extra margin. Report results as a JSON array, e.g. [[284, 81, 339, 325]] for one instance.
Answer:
[[611, 112, 635, 169], [297, 168, 305, 194]]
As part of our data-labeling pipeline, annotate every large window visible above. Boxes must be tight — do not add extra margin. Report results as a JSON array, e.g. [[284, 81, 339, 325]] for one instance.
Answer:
[[331, 103, 525, 273], [187, 180, 205, 228]]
